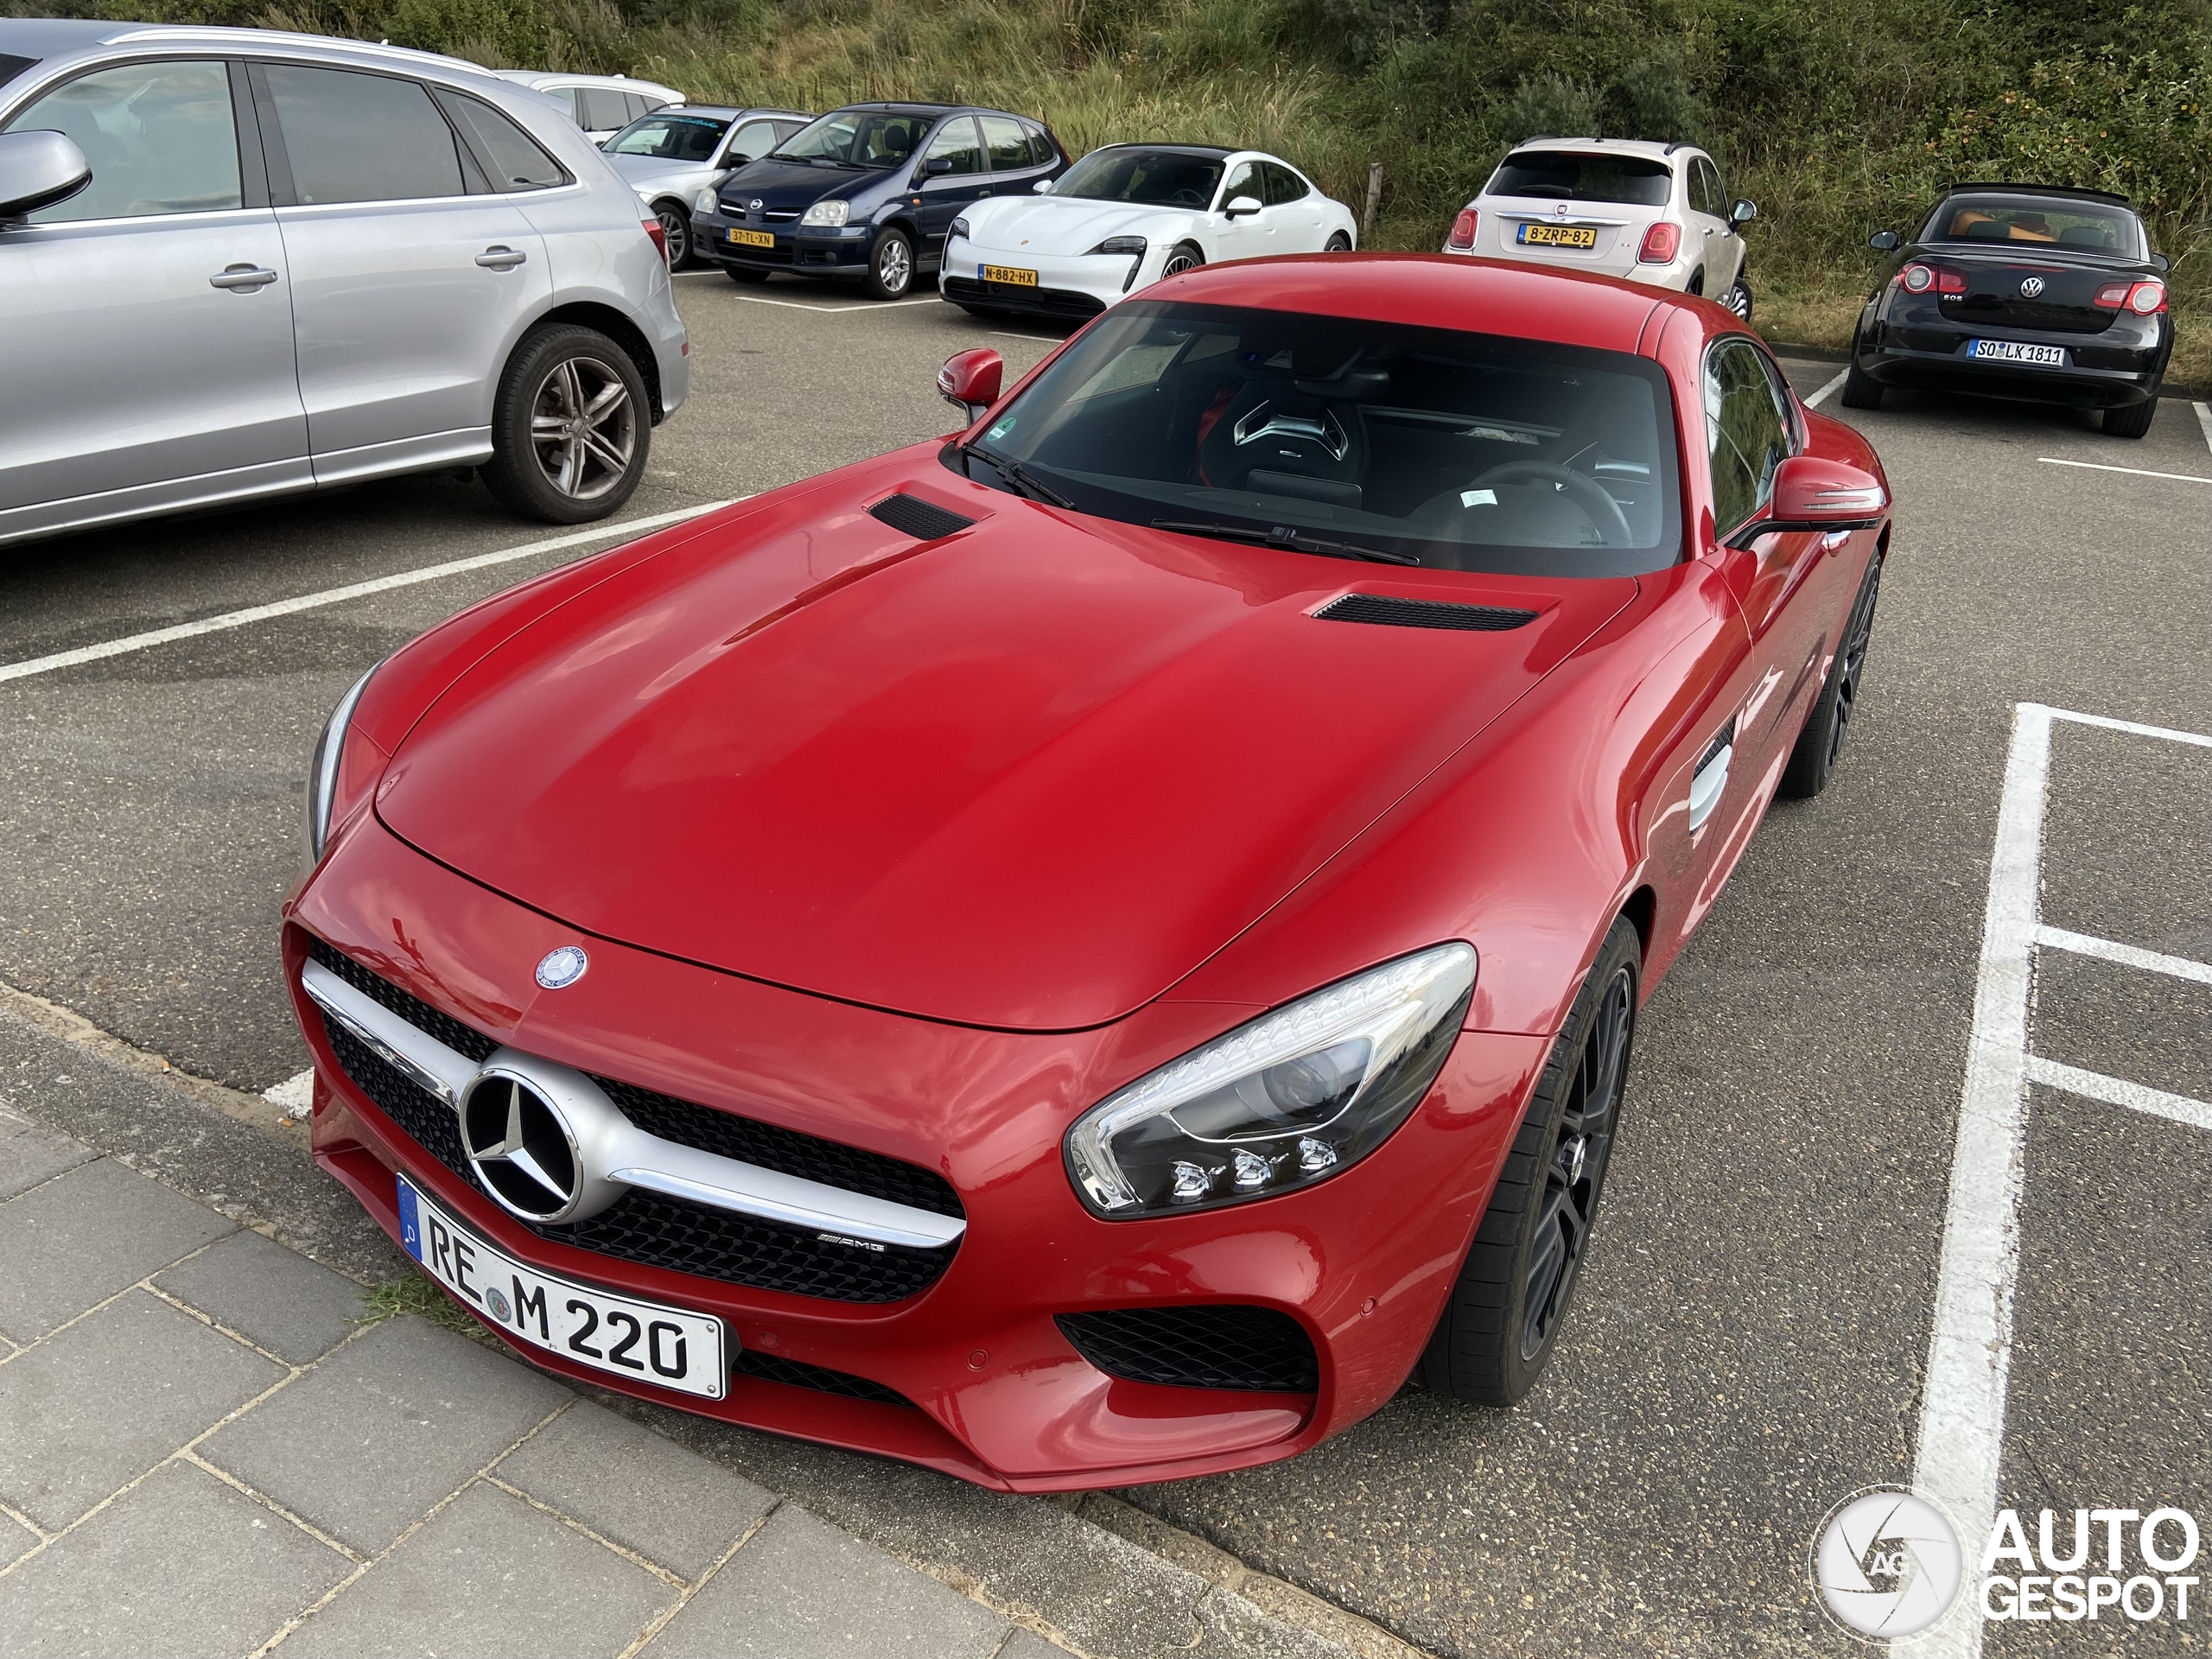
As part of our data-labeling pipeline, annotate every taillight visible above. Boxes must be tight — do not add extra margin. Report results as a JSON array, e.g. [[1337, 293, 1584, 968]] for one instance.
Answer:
[[2095, 278, 2166, 314], [642, 216, 668, 263], [1938, 267, 1967, 295], [1897, 263, 1965, 296], [1447, 208, 1478, 251], [1638, 221, 1680, 264]]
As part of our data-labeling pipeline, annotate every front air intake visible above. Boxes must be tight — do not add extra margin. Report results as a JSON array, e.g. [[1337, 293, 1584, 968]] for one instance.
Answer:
[[868, 493, 976, 541], [1056, 1305, 1319, 1393], [1313, 593, 1537, 632]]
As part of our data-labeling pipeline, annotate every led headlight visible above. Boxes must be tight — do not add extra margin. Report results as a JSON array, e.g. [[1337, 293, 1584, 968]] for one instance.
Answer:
[[949, 215, 971, 241], [306, 661, 380, 861], [1089, 234, 1147, 257], [799, 199, 850, 228], [693, 186, 719, 214], [1065, 943, 1475, 1218]]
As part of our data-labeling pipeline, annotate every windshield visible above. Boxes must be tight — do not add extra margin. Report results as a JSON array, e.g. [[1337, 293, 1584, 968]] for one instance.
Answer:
[[1488, 151, 1671, 207], [1922, 194, 2146, 257], [1056, 148, 1224, 208], [772, 109, 928, 168], [953, 301, 1681, 576], [604, 111, 728, 160]]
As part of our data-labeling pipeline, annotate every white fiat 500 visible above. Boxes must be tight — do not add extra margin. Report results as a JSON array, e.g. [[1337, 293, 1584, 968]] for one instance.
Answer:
[[942, 143, 1357, 323], [1442, 137, 1757, 318]]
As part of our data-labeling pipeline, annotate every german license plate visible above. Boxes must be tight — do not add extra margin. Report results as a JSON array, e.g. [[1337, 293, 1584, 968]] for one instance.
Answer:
[[1968, 339, 2066, 367], [397, 1176, 728, 1399], [728, 228, 775, 249], [1517, 223, 1598, 249], [982, 264, 1039, 286]]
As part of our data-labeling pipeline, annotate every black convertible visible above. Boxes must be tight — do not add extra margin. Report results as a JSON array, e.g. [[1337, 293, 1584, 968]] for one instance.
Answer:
[[1841, 184, 2173, 437]]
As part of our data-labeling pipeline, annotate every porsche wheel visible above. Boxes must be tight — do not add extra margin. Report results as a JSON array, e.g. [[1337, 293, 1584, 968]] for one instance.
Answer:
[[1419, 918, 1639, 1407], [864, 228, 914, 299], [1162, 242, 1205, 277], [1325, 232, 1352, 252], [1778, 551, 1882, 798], [2105, 395, 2158, 439]]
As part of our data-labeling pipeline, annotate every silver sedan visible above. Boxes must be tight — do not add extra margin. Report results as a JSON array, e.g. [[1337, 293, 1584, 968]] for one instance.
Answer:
[[601, 104, 810, 270]]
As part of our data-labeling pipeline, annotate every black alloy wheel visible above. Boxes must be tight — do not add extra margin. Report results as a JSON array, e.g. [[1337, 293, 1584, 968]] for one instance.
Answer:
[[653, 201, 690, 270], [1779, 552, 1883, 798], [1325, 232, 1352, 252], [481, 325, 650, 524], [1722, 277, 1754, 320], [865, 227, 914, 299], [1419, 918, 1642, 1406], [1162, 241, 1205, 277]]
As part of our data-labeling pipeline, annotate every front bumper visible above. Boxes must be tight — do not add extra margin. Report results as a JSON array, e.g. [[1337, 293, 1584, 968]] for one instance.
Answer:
[[287, 811, 1546, 1490], [1857, 303, 2168, 409], [690, 208, 876, 276], [941, 238, 1141, 319]]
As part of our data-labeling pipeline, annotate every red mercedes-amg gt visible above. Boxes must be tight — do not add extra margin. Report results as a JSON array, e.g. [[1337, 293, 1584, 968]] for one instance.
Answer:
[[285, 254, 1890, 1490]]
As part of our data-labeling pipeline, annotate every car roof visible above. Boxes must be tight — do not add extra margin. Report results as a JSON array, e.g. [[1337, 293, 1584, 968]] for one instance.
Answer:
[[0, 17, 116, 55], [0, 20, 493, 81], [829, 101, 1037, 120], [1152, 254, 1674, 355]]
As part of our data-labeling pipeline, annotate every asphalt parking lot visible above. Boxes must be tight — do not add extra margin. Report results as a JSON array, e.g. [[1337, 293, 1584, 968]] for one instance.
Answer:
[[3, 267, 2209, 1657]]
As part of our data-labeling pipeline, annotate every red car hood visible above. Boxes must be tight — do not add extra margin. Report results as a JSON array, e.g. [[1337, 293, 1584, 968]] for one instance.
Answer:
[[377, 470, 1634, 1029]]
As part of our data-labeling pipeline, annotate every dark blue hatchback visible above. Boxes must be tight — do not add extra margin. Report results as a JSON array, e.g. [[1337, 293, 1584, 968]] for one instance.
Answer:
[[692, 102, 1067, 298]]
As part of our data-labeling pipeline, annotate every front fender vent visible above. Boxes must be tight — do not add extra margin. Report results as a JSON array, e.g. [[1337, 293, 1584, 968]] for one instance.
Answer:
[[868, 493, 976, 541], [1313, 593, 1537, 632]]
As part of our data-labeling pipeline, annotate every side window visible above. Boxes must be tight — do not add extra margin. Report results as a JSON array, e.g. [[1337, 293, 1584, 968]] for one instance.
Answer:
[[1217, 160, 1262, 208], [773, 119, 807, 143], [2, 59, 240, 222], [623, 93, 652, 122], [263, 66, 464, 205], [920, 116, 982, 175], [1023, 124, 1056, 167], [722, 119, 779, 164], [1262, 163, 1309, 206], [441, 92, 567, 191], [566, 88, 588, 125], [1704, 340, 1791, 534], [978, 114, 1029, 173], [580, 86, 630, 131], [1698, 158, 1726, 219]]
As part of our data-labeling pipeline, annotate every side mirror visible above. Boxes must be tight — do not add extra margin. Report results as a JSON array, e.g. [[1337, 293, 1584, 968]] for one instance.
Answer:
[[2152, 251, 2171, 272], [938, 347, 1003, 423], [1867, 230, 1900, 252], [1724, 454, 1888, 550], [1730, 198, 1758, 227], [0, 130, 91, 223], [923, 156, 954, 176], [726, 152, 751, 167], [1223, 194, 1262, 218], [1032, 177, 1053, 194]]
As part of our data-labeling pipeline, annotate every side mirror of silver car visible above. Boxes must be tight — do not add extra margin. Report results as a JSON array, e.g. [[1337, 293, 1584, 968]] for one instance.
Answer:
[[1730, 198, 1758, 227], [0, 130, 91, 225]]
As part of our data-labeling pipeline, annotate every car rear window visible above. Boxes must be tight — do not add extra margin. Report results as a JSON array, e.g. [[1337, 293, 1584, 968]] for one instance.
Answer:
[[1056, 148, 1224, 207], [1923, 193, 2145, 257], [954, 299, 1681, 578], [1488, 150, 1671, 207]]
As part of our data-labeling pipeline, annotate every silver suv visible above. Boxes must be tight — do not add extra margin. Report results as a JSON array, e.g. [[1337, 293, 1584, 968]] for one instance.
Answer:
[[0, 21, 690, 547]]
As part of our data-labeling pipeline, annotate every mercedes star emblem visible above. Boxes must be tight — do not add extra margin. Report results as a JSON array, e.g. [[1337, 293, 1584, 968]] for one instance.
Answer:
[[462, 1073, 580, 1220], [535, 945, 588, 989], [2019, 276, 2045, 298]]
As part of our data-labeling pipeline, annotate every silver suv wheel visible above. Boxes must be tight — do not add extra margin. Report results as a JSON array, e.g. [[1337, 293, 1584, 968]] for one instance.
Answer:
[[530, 355, 637, 502]]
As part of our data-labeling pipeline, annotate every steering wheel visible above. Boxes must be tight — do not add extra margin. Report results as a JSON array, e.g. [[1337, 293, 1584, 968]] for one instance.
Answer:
[[1469, 461, 1633, 548], [1166, 188, 1207, 207]]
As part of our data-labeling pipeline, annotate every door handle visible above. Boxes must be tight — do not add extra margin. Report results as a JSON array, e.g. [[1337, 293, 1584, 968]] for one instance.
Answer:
[[209, 264, 279, 290], [475, 246, 528, 270]]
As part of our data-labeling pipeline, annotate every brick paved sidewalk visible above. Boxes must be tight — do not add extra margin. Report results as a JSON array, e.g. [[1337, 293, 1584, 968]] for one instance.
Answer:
[[0, 1104, 1062, 1659]]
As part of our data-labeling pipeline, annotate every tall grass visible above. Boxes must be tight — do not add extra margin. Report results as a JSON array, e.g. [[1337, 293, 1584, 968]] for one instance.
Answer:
[[14, 0, 2209, 380]]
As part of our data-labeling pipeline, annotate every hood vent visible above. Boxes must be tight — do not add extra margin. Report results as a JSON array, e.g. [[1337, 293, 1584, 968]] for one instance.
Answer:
[[868, 493, 976, 542], [1313, 593, 1537, 632]]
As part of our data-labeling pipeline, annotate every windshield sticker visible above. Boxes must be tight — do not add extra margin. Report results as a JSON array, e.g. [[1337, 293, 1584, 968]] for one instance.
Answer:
[[1460, 489, 1499, 507], [987, 416, 1016, 440]]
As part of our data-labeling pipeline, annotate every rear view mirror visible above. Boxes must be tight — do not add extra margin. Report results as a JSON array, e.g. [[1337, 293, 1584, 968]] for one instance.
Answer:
[[1724, 454, 1888, 549], [1867, 230, 1900, 252], [0, 130, 90, 223], [938, 347, 1003, 423], [1731, 198, 1758, 226], [1224, 194, 1262, 218]]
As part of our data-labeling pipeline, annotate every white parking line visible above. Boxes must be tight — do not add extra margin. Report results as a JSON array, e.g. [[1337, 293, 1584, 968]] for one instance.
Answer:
[[2037, 456, 2212, 486], [2196, 402, 2212, 457], [1914, 701, 2212, 1659], [0, 501, 735, 685], [1803, 370, 1849, 410]]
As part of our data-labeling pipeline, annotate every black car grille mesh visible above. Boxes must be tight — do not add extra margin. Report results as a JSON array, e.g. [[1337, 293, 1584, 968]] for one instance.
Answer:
[[1313, 593, 1538, 632], [308, 938, 498, 1064], [307, 940, 960, 1303], [941, 276, 1107, 320], [868, 493, 976, 543], [1056, 1306, 1319, 1393], [732, 1349, 915, 1407]]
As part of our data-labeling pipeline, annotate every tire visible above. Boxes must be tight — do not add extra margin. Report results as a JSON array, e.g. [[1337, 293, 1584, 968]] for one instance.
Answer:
[[480, 325, 650, 524], [724, 264, 770, 284], [863, 228, 914, 299], [1419, 918, 1641, 1406], [1325, 232, 1352, 252], [1685, 270, 1705, 299], [652, 200, 691, 270], [1161, 241, 1205, 278], [2104, 396, 2158, 438], [1839, 342, 1885, 410], [1721, 278, 1753, 320], [1777, 550, 1883, 799]]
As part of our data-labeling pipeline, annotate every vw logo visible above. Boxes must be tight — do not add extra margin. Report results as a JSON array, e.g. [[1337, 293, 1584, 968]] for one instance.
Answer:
[[462, 1071, 582, 1221], [535, 945, 588, 989], [2019, 275, 2045, 298]]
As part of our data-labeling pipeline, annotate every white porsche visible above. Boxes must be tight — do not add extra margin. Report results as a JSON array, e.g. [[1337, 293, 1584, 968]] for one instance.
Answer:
[[941, 144, 1357, 321]]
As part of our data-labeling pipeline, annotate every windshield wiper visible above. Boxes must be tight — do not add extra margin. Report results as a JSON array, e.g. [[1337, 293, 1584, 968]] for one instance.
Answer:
[[965, 445, 1074, 508], [1150, 520, 1418, 566]]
